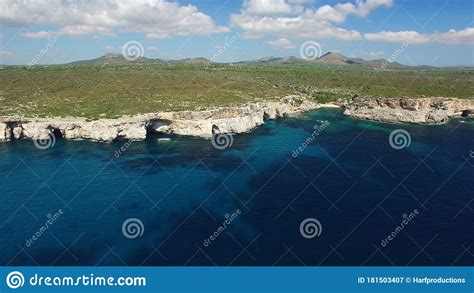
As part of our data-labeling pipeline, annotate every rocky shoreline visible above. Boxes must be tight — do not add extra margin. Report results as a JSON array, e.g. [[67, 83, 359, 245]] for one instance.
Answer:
[[0, 96, 472, 143], [0, 96, 322, 142], [341, 97, 473, 124]]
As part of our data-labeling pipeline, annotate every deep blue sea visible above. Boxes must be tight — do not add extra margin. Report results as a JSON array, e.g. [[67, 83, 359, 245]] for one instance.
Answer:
[[0, 108, 473, 266]]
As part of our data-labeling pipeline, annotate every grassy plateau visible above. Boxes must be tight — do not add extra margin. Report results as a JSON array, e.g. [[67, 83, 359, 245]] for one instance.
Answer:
[[0, 63, 472, 118]]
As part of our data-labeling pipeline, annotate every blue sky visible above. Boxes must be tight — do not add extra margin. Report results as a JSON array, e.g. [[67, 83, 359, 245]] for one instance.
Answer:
[[0, 0, 473, 66]]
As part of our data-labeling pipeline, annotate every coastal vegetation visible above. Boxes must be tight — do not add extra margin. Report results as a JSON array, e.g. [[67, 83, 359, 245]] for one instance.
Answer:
[[0, 62, 472, 118]]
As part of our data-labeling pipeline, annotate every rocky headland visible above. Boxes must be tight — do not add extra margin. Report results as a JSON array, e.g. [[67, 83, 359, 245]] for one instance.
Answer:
[[0, 96, 323, 142], [341, 97, 474, 124], [0, 96, 472, 143]]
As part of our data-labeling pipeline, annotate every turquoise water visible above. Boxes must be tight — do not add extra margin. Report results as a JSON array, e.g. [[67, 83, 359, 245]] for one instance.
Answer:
[[0, 108, 472, 265]]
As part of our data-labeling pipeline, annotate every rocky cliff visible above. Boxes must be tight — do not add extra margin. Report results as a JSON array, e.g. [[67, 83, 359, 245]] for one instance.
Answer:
[[2, 95, 471, 143], [342, 97, 474, 124], [0, 96, 321, 142]]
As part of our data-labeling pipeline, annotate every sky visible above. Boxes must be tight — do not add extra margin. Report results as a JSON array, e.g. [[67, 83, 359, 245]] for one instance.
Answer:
[[0, 0, 473, 66]]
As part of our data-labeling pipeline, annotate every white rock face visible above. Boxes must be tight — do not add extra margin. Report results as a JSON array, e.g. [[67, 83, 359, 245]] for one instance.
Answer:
[[22, 123, 50, 140], [12, 123, 23, 139], [0, 96, 326, 143], [4, 96, 471, 144], [263, 102, 290, 119], [0, 123, 9, 141], [79, 122, 119, 141], [159, 104, 267, 137], [152, 98, 320, 138], [118, 123, 147, 140], [343, 97, 474, 124]]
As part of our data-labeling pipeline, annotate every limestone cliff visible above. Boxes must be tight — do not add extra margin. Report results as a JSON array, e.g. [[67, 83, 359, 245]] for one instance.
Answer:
[[342, 97, 474, 124], [2, 95, 471, 143], [0, 96, 321, 142]]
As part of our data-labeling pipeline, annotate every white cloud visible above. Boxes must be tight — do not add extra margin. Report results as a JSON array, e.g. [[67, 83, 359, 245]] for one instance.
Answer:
[[103, 46, 118, 53], [231, 0, 392, 40], [312, 1, 393, 24], [20, 31, 54, 39], [21, 26, 116, 39], [364, 28, 474, 45], [0, 50, 15, 57], [2, 0, 228, 38], [352, 0, 393, 17], [146, 46, 160, 51], [231, 13, 362, 40], [369, 51, 385, 58], [287, 0, 314, 3], [232, 0, 473, 46], [145, 33, 170, 39], [243, 0, 302, 15], [266, 38, 296, 49], [60, 25, 117, 37]]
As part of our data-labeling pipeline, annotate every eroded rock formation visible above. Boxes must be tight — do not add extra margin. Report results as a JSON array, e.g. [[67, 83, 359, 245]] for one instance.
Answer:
[[0, 96, 322, 142], [341, 97, 474, 124]]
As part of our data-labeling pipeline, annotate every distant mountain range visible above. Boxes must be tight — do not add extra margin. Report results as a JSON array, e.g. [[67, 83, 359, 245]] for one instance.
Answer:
[[236, 52, 410, 68], [65, 52, 410, 69], [2, 52, 471, 68], [67, 53, 214, 66]]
